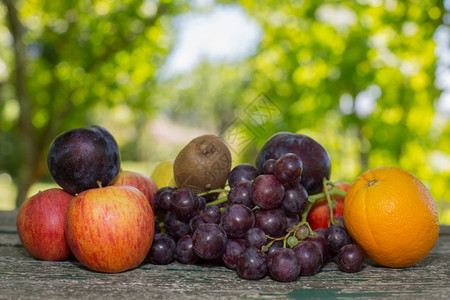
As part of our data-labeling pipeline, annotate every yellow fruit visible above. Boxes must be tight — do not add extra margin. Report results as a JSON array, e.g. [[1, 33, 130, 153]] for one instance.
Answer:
[[151, 161, 176, 189], [344, 166, 439, 268]]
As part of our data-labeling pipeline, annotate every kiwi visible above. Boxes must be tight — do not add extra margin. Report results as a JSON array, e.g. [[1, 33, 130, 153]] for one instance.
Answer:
[[174, 134, 232, 194]]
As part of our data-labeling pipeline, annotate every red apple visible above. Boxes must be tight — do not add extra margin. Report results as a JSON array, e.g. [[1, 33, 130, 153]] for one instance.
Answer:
[[112, 170, 158, 213], [307, 182, 350, 231], [16, 188, 74, 261], [65, 185, 154, 273]]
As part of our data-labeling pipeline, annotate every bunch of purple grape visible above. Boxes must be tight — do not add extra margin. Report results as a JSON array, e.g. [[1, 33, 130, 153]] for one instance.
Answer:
[[150, 153, 365, 282]]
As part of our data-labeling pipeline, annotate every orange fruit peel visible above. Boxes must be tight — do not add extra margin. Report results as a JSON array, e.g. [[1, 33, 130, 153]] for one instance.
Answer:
[[344, 166, 439, 268]]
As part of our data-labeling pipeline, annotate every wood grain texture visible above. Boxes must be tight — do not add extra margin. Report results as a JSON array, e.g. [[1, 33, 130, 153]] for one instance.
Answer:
[[1, 210, 449, 299]]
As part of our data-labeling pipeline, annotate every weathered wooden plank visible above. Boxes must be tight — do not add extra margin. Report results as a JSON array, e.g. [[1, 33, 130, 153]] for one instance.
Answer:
[[1, 209, 449, 299], [0, 210, 17, 233], [0, 243, 449, 300]]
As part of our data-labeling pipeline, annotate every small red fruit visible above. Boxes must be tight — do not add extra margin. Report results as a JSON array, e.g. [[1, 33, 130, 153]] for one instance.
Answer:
[[16, 188, 74, 261], [112, 170, 158, 212], [307, 182, 350, 230]]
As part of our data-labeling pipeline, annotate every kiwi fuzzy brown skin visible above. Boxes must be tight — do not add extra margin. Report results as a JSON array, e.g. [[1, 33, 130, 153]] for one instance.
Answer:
[[174, 134, 232, 194]]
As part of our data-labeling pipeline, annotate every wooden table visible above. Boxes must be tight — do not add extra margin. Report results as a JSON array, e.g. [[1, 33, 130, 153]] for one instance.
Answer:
[[1, 210, 449, 299]]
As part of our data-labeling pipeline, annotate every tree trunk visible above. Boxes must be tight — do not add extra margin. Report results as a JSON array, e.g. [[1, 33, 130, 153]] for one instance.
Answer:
[[5, 0, 37, 207]]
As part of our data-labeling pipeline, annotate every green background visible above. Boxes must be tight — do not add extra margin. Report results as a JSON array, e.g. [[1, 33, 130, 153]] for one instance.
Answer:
[[1, 0, 449, 223]]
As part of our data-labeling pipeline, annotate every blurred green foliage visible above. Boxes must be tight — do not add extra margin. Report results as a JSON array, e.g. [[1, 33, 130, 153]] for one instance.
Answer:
[[1, 0, 449, 223]]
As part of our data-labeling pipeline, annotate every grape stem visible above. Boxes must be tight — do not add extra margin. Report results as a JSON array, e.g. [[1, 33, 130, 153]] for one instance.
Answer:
[[206, 196, 228, 207], [198, 188, 229, 197], [263, 220, 316, 250], [301, 178, 346, 227], [197, 178, 348, 250]]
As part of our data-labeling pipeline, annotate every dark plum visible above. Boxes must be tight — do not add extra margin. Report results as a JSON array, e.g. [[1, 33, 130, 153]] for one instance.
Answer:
[[148, 233, 176, 265], [268, 248, 301, 282], [192, 223, 228, 260], [236, 247, 268, 280], [227, 163, 259, 187], [47, 126, 121, 194], [254, 208, 286, 238], [255, 132, 331, 195], [222, 238, 247, 270]]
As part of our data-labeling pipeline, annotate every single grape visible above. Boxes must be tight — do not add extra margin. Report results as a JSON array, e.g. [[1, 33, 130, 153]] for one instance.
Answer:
[[268, 248, 301, 282], [293, 240, 323, 276], [244, 227, 267, 249], [164, 210, 191, 240], [227, 164, 259, 187], [170, 187, 200, 221], [324, 225, 352, 255], [281, 185, 309, 217], [189, 214, 205, 232], [222, 238, 247, 270], [236, 247, 268, 280], [221, 204, 255, 239], [336, 244, 365, 273], [192, 223, 228, 260], [228, 180, 254, 209], [176, 234, 200, 264], [199, 205, 221, 224], [287, 235, 299, 247], [198, 196, 207, 210], [304, 234, 329, 263], [154, 220, 161, 234], [273, 153, 303, 184], [295, 225, 310, 240], [262, 159, 276, 175], [154, 186, 176, 213], [251, 175, 285, 209], [148, 233, 176, 265], [334, 216, 345, 229], [314, 228, 326, 239], [285, 214, 300, 231], [265, 240, 283, 257], [254, 208, 286, 238]]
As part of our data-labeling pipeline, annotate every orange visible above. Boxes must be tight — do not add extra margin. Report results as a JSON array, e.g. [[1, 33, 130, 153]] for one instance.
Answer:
[[343, 166, 439, 268]]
